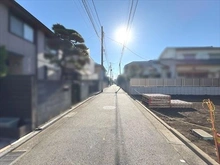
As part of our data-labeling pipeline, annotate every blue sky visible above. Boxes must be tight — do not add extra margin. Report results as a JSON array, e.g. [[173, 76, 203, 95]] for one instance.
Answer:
[[16, 0, 220, 78]]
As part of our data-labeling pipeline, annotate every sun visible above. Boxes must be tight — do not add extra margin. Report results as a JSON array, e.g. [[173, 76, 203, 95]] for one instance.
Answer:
[[115, 26, 132, 44]]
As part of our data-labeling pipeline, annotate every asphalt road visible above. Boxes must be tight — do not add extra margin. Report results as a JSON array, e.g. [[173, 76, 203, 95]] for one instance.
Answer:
[[9, 85, 206, 165]]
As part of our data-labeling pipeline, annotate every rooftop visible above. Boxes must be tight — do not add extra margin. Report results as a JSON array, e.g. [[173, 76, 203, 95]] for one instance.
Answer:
[[159, 46, 220, 59], [167, 46, 220, 50]]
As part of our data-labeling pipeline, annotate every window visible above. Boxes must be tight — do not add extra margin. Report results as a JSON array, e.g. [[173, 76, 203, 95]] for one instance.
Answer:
[[10, 15, 23, 37], [9, 14, 34, 42], [24, 24, 34, 42], [183, 54, 196, 60], [167, 72, 171, 78]]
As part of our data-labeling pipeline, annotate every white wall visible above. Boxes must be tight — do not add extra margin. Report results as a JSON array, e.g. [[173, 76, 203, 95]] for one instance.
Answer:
[[160, 48, 220, 60], [159, 48, 176, 59]]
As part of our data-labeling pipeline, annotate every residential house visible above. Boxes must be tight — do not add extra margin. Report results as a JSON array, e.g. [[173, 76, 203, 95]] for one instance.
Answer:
[[95, 63, 108, 90], [124, 47, 220, 79], [74, 57, 100, 101], [159, 47, 220, 78], [0, 0, 60, 80], [0, 0, 71, 139], [124, 60, 170, 78]]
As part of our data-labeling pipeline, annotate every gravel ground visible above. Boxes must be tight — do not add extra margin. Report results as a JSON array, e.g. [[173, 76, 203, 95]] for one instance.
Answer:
[[138, 95, 220, 163]]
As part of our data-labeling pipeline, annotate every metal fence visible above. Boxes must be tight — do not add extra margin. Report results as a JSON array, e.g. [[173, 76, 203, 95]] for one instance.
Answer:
[[130, 78, 220, 87]]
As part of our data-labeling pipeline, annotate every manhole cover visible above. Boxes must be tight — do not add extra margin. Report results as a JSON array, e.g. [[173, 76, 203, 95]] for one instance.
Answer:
[[103, 106, 115, 110]]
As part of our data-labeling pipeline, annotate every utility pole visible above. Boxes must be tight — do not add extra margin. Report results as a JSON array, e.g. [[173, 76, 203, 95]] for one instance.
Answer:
[[119, 63, 121, 75], [110, 63, 112, 85], [108, 63, 111, 86], [101, 26, 104, 92]]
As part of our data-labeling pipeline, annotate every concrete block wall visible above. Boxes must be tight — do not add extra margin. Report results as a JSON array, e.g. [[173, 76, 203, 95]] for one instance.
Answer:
[[37, 80, 71, 126]]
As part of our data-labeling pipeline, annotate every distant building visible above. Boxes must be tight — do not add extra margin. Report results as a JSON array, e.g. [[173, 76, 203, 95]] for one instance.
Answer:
[[159, 47, 220, 78], [0, 0, 60, 80], [124, 61, 169, 78], [95, 64, 108, 90], [124, 46, 220, 79]]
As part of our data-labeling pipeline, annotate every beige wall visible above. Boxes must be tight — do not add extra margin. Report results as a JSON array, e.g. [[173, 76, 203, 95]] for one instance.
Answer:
[[37, 30, 60, 80], [0, 3, 36, 75]]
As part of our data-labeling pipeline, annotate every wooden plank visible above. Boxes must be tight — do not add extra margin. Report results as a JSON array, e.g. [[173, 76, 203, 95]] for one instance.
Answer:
[[191, 129, 213, 140]]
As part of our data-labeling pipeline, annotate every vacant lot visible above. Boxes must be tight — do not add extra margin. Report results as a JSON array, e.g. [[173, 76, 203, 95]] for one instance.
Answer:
[[138, 95, 220, 163]]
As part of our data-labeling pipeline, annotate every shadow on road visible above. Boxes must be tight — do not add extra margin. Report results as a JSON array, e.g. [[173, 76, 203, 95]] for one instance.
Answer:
[[114, 92, 128, 165]]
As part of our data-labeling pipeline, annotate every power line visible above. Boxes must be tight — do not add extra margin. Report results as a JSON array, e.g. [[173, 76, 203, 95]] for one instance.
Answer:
[[125, 46, 147, 60], [130, 0, 139, 32], [105, 35, 147, 61], [120, 0, 134, 62], [91, 0, 102, 26], [73, 1, 94, 34], [86, 0, 100, 30], [119, 0, 135, 74], [119, 0, 139, 74], [124, 0, 134, 46], [81, 0, 100, 38]]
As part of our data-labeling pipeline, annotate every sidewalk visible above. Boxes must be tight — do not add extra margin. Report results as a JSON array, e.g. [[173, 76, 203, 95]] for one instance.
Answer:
[[0, 85, 208, 165]]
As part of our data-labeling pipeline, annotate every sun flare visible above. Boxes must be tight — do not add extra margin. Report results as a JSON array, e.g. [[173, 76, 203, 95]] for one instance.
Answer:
[[115, 26, 132, 44]]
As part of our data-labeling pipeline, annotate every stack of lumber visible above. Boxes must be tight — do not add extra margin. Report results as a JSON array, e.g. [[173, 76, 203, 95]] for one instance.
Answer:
[[170, 100, 193, 108], [142, 94, 171, 108]]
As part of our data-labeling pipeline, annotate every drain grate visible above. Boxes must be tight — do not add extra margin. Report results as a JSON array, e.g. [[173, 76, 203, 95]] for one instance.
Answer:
[[0, 151, 26, 165]]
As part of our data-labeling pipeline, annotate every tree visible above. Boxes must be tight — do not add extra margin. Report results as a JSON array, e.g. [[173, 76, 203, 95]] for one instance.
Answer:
[[45, 24, 90, 79], [0, 46, 8, 77], [117, 75, 127, 87]]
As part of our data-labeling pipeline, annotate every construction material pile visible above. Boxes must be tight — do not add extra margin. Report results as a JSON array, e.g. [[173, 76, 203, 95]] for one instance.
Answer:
[[142, 94, 193, 108], [170, 100, 193, 108], [142, 94, 171, 108]]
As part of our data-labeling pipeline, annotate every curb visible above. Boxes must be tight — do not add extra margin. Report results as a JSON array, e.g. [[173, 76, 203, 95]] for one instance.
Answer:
[[0, 91, 101, 158], [133, 98, 219, 165]]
